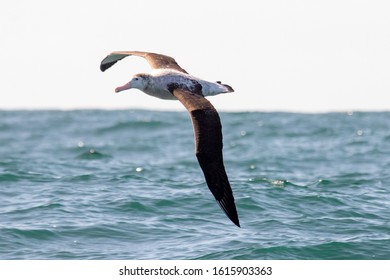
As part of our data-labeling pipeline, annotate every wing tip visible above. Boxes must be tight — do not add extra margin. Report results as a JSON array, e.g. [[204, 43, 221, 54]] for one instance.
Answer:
[[229, 212, 241, 228], [100, 64, 107, 72], [100, 60, 120, 72], [100, 63, 112, 72], [233, 218, 241, 227], [100, 52, 128, 72], [226, 210, 241, 228], [100, 55, 111, 72], [218, 199, 241, 228]]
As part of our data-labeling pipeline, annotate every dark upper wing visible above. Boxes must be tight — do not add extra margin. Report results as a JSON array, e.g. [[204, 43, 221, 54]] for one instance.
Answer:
[[100, 51, 188, 73], [171, 88, 240, 227]]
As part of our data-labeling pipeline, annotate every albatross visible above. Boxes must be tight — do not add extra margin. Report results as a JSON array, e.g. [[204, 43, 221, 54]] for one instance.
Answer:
[[100, 51, 240, 227]]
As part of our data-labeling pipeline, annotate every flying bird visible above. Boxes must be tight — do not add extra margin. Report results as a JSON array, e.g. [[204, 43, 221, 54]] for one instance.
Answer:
[[100, 51, 240, 227]]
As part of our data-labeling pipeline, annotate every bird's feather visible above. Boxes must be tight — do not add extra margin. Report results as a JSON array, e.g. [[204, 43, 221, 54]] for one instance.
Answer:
[[171, 88, 240, 227], [100, 51, 188, 73]]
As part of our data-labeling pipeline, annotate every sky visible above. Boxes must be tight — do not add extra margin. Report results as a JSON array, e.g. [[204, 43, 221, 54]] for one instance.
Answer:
[[1, 0, 389, 112]]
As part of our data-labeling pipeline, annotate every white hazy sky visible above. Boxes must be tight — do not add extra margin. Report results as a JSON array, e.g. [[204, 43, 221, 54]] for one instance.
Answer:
[[1, 0, 389, 112]]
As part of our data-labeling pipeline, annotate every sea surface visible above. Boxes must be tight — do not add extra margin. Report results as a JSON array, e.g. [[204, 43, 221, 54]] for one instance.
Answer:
[[1, 110, 389, 259]]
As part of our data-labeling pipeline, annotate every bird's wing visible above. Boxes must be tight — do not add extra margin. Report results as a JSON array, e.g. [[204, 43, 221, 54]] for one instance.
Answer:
[[100, 51, 188, 73], [171, 88, 240, 227]]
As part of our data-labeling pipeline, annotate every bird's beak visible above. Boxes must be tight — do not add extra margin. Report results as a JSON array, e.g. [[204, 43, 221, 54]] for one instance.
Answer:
[[115, 82, 132, 93]]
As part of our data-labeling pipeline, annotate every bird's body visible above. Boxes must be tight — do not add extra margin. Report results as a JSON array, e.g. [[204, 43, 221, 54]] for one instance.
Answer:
[[100, 51, 240, 227], [133, 69, 233, 100]]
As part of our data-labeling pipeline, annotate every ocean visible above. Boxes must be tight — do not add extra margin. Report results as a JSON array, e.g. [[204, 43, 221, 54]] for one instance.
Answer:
[[0, 110, 389, 259]]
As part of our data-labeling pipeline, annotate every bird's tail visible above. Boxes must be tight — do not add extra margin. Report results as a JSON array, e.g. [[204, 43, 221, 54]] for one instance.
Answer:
[[216, 81, 234, 93]]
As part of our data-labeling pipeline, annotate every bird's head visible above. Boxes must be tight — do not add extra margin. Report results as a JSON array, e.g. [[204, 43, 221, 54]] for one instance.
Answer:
[[115, 73, 150, 93]]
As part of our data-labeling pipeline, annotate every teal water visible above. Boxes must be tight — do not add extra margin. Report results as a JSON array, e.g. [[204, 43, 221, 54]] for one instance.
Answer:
[[1, 110, 389, 259]]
